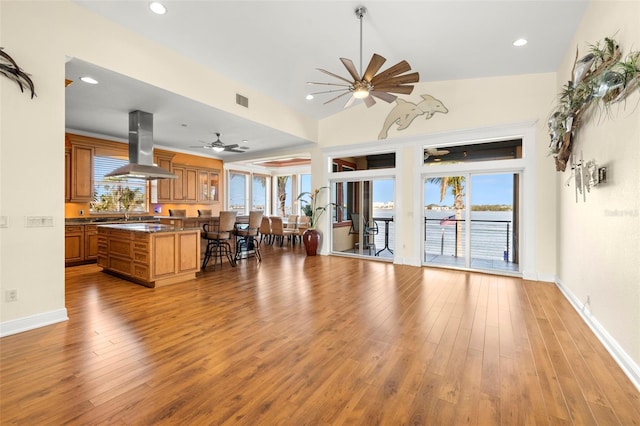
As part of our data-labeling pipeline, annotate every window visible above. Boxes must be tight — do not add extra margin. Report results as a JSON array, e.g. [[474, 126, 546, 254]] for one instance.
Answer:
[[91, 156, 147, 214], [229, 172, 248, 214], [252, 174, 269, 212]]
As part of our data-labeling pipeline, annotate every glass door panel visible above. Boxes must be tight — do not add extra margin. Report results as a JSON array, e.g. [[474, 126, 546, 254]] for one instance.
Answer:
[[423, 176, 467, 268], [469, 173, 519, 273], [331, 178, 394, 259]]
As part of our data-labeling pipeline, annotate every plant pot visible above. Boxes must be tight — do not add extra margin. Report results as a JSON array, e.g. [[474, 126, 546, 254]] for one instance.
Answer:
[[302, 228, 320, 256]]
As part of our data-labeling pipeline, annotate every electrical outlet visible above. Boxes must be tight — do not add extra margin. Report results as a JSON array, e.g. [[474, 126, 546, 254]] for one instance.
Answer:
[[5, 289, 18, 302]]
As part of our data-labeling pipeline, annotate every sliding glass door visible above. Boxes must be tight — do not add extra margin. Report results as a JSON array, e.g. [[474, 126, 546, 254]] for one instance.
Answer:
[[331, 178, 395, 259], [423, 172, 519, 273]]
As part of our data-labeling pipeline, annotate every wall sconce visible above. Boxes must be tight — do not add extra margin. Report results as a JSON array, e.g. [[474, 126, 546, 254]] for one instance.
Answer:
[[568, 152, 607, 202]]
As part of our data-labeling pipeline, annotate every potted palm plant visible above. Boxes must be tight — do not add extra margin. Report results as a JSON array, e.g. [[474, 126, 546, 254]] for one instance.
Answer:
[[296, 186, 334, 255]]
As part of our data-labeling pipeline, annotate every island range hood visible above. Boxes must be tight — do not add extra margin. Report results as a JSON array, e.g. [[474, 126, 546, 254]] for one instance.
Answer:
[[105, 110, 177, 180]]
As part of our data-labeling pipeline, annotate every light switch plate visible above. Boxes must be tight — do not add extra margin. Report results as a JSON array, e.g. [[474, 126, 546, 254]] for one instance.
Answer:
[[25, 216, 54, 227], [0, 216, 7, 228]]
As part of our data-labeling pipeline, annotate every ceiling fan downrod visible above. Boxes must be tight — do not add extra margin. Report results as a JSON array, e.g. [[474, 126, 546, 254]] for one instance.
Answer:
[[355, 6, 367, 78]]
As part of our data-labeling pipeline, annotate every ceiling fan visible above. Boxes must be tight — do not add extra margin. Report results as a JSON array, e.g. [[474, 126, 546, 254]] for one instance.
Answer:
[[308, 6, 419, 108], [191, 133, 249, 153]]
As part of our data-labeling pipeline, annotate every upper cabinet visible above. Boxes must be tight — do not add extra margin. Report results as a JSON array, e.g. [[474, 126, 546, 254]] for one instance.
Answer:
[[70, 144, 94, 202], [154, 153, 173, 202], [198, 169, 220, 202]]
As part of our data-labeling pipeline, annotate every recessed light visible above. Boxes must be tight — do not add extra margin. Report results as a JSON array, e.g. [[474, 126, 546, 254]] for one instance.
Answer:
[[80, 76, 98, 85], [149, 2, 167, 15], [513, 38, 528, 47], [306, 94, 314, 100]]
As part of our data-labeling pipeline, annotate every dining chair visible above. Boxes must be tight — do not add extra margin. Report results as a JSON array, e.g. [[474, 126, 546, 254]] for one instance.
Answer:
[[169, 209, 187, 217], [235, 210, 263, 262], [259, 216, 272, 245], [295, 215, 310, 244], [197, 209, 211, 217], [201, 210, 237, 270], [269, 216, 286, 246]]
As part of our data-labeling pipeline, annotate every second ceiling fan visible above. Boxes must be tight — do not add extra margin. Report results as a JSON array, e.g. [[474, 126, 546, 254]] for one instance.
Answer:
[[192, 133, 249, 153], [309, 6, 419, 108]]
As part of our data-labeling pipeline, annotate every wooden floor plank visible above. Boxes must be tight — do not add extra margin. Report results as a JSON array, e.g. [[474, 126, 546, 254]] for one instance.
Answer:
[[1, 245, 638, 424]]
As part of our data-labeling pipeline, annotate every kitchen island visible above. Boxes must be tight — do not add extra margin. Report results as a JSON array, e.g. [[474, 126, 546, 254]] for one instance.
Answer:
[[97, 223, 200, 288]]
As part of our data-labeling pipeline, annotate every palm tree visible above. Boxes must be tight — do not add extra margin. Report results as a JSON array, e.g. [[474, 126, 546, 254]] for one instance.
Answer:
[[277, 176, 289, 217], [428, 176, 465, 256]]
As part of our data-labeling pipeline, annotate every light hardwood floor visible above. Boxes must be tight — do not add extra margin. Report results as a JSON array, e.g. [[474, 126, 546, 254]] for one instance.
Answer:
[[1, 243, 639, 425]]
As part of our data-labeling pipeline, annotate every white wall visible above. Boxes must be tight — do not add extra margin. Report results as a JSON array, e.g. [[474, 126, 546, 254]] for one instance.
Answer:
[[555, 0, 640, 383], [0, 0, 317, 334]]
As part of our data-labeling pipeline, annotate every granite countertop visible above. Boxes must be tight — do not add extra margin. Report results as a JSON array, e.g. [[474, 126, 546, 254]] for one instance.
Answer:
[[66, 216, 159, 225], [97, 223, 198, 233]]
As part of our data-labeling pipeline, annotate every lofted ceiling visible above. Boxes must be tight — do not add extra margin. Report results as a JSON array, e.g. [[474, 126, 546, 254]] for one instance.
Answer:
[[66, 0, 589, 163]]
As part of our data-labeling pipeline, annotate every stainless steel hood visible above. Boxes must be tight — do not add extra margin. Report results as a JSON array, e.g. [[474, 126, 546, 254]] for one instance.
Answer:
[[105, 110, 177, 180]]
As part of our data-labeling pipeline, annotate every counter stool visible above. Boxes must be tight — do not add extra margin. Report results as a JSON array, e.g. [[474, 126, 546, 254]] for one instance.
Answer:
[[202, 210, 237, 270], [235, 210, 263, 262]]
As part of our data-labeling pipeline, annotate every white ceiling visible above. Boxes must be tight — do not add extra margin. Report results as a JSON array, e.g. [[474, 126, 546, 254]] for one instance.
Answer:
[[66, 0, 589, 162]]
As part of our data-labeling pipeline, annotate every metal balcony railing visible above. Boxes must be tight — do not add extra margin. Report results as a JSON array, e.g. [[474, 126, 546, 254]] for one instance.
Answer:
[[424, 218, 513, 262]]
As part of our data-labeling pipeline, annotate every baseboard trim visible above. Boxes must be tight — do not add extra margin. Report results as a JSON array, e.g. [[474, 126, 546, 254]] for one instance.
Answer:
[[0, 308, 68, 338], [555, 279, 640, 393]]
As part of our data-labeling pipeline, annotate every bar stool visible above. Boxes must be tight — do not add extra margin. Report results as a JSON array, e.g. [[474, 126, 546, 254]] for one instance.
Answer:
[[201, 211, 237, 270], [235, 211, 263, 262]]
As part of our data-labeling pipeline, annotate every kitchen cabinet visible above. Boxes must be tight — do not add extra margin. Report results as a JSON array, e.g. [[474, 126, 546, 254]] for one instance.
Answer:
[[154, 154, 173, 202], [85, 224, 99, 260], [172, 164, 216, 203], [65, 225, 85, 264], [198, 169, 220, 202], [172, 166, 199, 201], [98, 224, 200, 288], [65, 148, 71, 201], [70, 144, 93, 202]]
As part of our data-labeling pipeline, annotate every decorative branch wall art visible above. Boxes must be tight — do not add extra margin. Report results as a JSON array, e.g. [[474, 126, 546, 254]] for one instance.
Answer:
[[548, 37, 639, 172], [0, 48, 36, 99], [378, 94, 448, 139]]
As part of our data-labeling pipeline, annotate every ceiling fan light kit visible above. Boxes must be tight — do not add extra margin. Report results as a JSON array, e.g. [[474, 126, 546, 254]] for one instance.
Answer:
[[309, 5, 419, 108]]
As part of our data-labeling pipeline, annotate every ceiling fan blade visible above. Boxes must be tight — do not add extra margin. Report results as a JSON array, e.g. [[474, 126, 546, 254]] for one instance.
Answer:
[[344, 95, 356, 109], [324, 91, 351, 105], [363, 54, 386, 82], [372, 84, 415, 95], [307, 81, 351, 87], [370, 60, 412, 85], [310, 88, 351, 95], [363, 95, 376, 108], [370, 91, 397, 103], [317, 68, 353, 84], [340, 58, 361, 81], [225, 144, 239, 149], [374, 72, 419, 87]]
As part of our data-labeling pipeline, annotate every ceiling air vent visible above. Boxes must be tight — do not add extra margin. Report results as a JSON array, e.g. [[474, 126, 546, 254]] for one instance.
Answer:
[[236, 93, 249, 108]]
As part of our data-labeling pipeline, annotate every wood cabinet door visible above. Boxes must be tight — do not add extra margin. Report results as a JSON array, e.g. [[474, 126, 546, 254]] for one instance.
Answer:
[[65, 227, 85, 263], [198, 170, 210, 202], [85, 226, 99, 260], [156, 157, 172, 202], [65, 149, 71, 201], [209, 171, 220, 202], [172, 166, 185, 200], [185, 169, 198, 202], [71, 145, 93, 202]]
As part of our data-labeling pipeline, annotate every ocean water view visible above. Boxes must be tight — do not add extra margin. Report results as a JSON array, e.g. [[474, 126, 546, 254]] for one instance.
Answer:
[[368, 209, 516, 267]]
